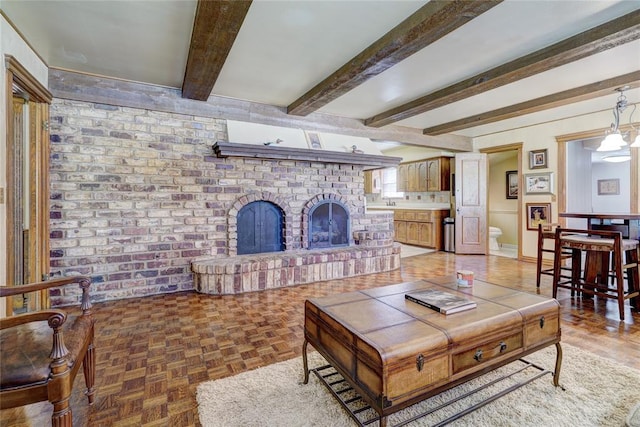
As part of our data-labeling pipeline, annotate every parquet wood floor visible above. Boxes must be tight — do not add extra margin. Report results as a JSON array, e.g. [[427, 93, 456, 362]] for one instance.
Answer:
[[1, 252, 638, 426]]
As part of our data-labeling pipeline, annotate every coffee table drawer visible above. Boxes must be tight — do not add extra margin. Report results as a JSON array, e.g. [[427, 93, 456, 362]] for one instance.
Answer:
[[525, 314, 560, 347], [452, 332, 522, 374]]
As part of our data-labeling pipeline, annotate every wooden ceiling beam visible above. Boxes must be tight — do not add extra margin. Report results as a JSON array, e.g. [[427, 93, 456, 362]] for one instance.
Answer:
[[423, 71, 640, 135], [182, 0, 252, 101], [286, 0, 502, 116], [366, 9, 640, 128]]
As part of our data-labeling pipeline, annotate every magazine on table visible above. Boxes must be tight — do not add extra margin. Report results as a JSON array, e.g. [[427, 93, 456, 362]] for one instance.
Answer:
[[405, 289, 476, 314]]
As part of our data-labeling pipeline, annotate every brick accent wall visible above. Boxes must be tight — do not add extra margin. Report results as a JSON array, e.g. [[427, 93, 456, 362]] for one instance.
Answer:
[[49, 99, 390, 303]]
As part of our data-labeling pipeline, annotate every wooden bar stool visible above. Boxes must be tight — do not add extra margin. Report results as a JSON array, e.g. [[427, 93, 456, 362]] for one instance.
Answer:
[[536, 223, 572, 289], [552, 228, 639, 320]]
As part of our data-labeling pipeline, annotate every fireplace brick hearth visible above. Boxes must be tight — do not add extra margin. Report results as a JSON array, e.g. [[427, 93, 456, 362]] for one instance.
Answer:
[[192, 240, 400, 295]]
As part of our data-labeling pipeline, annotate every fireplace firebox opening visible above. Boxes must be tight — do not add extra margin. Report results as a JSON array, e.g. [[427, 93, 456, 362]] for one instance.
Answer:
[[308, 200, 350, 249], [237, 201, 285, 255]]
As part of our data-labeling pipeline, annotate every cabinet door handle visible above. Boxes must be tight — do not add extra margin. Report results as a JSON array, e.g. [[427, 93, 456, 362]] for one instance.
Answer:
[[473, 349, 483, 361]]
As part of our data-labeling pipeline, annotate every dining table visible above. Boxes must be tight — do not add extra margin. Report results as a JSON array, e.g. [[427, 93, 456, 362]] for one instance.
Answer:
[[559, 212, 640, 240], [559, 212, 640, 298]]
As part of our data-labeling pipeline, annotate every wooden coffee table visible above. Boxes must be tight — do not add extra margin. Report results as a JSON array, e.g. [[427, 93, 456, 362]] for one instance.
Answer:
[[302, 277, 562, 426]]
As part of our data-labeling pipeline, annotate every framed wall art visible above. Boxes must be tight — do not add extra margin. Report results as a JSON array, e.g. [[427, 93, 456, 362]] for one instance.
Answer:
[[305, 131, 323, 149], [524, 172, 553, 195], [526, 203, 551, 230], [506, 170, 518, 199], [597, 178, 620, 195], [529, 149, 547, 169]]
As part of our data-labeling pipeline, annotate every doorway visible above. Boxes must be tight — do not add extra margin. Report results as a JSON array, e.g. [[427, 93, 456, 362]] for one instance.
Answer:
[[480, 143, 523, 259], [557, 127, 639, 222], [4, 56, 52, 315]]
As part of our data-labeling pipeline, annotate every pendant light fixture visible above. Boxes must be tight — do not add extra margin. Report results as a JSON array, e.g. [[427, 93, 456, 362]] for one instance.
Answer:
[[597, 87, 637, 151]]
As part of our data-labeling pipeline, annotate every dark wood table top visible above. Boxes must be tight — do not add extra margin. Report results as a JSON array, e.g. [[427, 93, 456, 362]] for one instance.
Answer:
[[560, 212, 640, 220]]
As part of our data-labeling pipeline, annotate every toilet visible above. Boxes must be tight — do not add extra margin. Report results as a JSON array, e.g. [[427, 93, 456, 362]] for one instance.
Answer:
[[489, 226, 502, 251]]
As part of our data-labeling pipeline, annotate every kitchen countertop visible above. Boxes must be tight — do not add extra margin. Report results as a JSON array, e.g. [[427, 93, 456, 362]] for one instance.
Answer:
[[366, 203, 451, 211]]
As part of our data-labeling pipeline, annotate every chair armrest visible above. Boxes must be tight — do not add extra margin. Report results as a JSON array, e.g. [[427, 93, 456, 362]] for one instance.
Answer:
[[0, 309, 70, 362], [0, 276, 92, 315], [0, 276, 91, 297], [0, 309, 67, 330]]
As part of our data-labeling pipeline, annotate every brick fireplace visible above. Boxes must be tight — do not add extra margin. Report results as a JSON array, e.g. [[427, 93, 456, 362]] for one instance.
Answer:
[[191, 142, 401, 294]]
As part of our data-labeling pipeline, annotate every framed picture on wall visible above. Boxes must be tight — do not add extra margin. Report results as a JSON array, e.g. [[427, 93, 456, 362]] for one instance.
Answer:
[[526, 203, 551, 230], [506, 170, 518, 199], [305, 131, 323, 149], [529, 149, 547, 169], [524, 172, 553, 194], [597, 178, 620, 195]]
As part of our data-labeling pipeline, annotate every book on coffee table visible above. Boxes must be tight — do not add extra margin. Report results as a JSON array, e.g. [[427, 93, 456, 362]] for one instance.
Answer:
[[405, 289, 477, 314]]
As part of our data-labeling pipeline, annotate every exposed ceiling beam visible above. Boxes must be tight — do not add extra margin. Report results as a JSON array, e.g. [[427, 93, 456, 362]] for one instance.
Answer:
[[49, 69, 473, 152], [423, 71, 640, 135], [286, 0, 502, 116], [182, 0, 252, 101], [366, 9, 640, 128]]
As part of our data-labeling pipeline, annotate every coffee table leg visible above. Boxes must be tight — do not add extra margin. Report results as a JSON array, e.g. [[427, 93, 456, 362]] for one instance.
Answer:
[[302, 339, 310, 384], [553, 342, 563, 387]]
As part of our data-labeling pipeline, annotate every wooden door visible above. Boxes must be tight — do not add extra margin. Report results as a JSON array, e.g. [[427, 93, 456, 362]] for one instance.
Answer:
[[455, 153, 488, 254], [394, 221, 407, 242], [417, 161, 428, 192], [407, 163, 418, 192], [397, 164, 408, 192], [418, 222, 433, 247], [406, 222, 420, 245], [426, 159, 440, 191], [364, 170, 373, 194]]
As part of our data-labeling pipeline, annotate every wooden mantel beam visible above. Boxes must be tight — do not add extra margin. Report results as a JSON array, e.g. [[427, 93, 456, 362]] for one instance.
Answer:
[[287, 0, 502, 116], [366, 9, 640, 128], [182, 0, 252, 101], [423, 71, 640, 135]]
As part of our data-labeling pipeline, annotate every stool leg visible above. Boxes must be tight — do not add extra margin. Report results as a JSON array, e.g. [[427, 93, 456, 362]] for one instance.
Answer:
[[571, 249, 581, 297], [626, 247, 640, 311], [536, 238, 544, 288], [614, 247, 625, 321]]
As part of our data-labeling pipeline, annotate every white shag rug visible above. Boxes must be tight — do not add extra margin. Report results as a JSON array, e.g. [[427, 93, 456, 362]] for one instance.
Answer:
[[197, 343, 640, 426]]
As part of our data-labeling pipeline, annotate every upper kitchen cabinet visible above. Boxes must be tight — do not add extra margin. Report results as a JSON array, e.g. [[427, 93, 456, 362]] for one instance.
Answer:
[[399, 157, 451, 193], [426, 157, 450, 191], [364, 169, 382, 194]]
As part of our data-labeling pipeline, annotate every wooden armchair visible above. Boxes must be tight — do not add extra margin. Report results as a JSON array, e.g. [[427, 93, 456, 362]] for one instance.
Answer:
[[0, 276, 96, 426]]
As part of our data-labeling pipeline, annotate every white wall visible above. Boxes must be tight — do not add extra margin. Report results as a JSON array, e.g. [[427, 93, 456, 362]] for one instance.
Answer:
[[0, 14, 49, 315], [592, 162, 630, 212], [226, 120, 384, 155]]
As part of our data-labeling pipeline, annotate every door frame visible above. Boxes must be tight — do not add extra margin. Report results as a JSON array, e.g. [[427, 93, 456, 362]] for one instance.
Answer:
[[5, 55, 52, 314], [480, 143, 523, 260]]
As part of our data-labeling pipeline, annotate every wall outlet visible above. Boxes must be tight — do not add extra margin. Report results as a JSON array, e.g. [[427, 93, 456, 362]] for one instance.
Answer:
[[0, 187, 4, 204]]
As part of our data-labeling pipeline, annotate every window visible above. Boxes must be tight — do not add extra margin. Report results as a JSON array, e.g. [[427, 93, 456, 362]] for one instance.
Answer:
[[382, 167, 404, 199]]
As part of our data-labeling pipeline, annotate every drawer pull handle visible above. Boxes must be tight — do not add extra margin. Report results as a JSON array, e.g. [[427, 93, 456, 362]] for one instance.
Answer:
[[499, 341, 507, 353], [474, 349, 483, 361], [540, 316, 545, 328], [416, 353, 425, 372]]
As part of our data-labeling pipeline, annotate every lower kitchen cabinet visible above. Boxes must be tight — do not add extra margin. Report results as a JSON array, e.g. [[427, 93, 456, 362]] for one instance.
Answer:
[[393, 209, 449, 250]]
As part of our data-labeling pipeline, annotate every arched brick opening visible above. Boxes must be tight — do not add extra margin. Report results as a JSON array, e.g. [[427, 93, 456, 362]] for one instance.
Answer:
[[301, 193, 353, 249], [228, 192, 293, 256]]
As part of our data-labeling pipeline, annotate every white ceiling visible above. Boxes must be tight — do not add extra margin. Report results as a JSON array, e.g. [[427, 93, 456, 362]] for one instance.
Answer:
[[2, 0, 640, 143]]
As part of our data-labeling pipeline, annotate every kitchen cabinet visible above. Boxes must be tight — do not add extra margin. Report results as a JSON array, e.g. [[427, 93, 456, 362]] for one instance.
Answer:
[[396, 157, 451, 193], [397, 164, 408, 192], [426, 157, 451, 191], [364, 169, 382, 194], [393, 209, 449, 249]]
